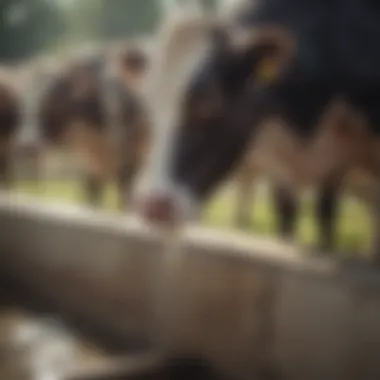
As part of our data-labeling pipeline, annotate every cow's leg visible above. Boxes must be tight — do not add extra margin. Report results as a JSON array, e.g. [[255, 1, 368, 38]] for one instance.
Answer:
[[314, 178, 342, 252], [0, 149, 12, 189], [233, 175, 256, 229], [73, 126, 109, 208], [83, 173, 104, 207], [272, 184, 299, 241]]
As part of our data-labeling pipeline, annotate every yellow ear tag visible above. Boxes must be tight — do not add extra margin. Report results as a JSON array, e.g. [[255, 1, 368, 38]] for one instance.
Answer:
[[256, 57, 278, 82]]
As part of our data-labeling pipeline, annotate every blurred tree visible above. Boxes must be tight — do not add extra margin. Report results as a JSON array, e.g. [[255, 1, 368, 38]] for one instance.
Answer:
[[63, 0, 103, 44], [63, 0, 222, 48], [97, 0, 163, 41], [0, 0, 66, 62], [201, 0, 218, 10]]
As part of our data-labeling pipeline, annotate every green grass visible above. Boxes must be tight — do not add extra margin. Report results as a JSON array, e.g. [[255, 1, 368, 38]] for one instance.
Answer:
[[11, 179, 370, 256], [205, 187, 370, 255]]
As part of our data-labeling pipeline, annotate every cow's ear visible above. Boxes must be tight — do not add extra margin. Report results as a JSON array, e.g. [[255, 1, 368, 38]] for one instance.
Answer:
[[121, 47, 150, 76], [232, 26, 296, 85]]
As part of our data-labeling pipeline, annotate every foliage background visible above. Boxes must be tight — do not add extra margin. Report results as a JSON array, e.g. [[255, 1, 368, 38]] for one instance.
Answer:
[[0, 0, 219, 62]]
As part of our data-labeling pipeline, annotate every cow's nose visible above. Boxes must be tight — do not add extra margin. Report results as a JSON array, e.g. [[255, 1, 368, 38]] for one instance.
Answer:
[[137, 193, 181, 227]]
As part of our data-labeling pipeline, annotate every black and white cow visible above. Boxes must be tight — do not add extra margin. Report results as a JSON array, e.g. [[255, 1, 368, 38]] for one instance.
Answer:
[[136, 0, 380, 262]]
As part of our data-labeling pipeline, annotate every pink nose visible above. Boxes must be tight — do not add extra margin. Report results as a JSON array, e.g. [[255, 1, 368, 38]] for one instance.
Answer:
[[137, 193, 180, 227]]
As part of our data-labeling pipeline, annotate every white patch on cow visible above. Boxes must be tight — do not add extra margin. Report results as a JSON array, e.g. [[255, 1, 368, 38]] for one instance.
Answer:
[[218, 0, 251, 19], [137, 11, 215, 218], [16, 59, 59, 148]]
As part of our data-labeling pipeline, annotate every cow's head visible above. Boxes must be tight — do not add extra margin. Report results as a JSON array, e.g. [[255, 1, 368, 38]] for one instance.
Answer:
[[136, 15, 296, 228]]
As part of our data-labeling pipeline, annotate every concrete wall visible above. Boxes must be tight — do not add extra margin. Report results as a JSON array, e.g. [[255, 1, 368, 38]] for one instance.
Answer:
[[0, 192, 379, 380]]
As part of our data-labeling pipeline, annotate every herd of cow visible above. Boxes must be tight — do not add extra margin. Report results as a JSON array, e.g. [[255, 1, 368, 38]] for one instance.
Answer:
[[0, 0, 380, 265], [0, 42, 152, 210]]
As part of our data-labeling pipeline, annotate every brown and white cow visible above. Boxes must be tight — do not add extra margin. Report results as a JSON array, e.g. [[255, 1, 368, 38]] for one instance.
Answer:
[[34, 46, 151, 209], [135, 2, 380, 264]]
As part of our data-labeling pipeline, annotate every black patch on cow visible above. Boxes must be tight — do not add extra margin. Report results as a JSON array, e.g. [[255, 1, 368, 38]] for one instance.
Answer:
[[236, 0, 380, 136], [250, 76, 335, 138]]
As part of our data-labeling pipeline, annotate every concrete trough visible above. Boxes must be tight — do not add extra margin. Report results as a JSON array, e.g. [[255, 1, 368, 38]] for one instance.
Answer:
[[0, 192, 380, 380]]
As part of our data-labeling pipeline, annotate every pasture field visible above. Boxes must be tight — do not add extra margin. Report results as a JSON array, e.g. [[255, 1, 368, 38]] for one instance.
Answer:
[[11, 179, 370, 257]]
